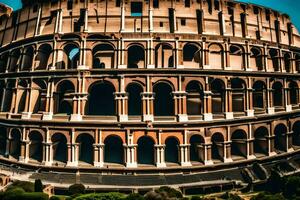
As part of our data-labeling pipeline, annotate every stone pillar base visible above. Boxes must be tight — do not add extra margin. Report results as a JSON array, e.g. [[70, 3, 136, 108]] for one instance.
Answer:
[[44, 161, 53, 166], [267, 107, 275, 114], [287, 148, 294, 153], [225, 67, 232, 70], [147, 65, 155, 69], [203, 65, 210, 69], [225, 112, 234, 119], [156, 162, 166, 168], [94, 161, 104, 167], [67, 161, 78, 167], [204, 160, 214, 165], [119, 114, 128, 122], [125, 162, 137, 168], [286, 105, 292, 112], [268, 151, 277, 157], [223, 158, 233, 163], [19, 156, 28, 163], [204, 113, 213, 121], [178, 114, 188, 122], [247, 155, 256, 160], [42, 112, 53, 120], [70, 114, 82, 121], [143, 114, 153, 122], [21, 112, 32, 119], [246, 110, 254, 117], [49, 66, 56, 71], [77, 65, 89, 70], [245, 68, 253, 71], [176, 65, 184, 69], [181, 161, 192, 167], [118, 65, 127, 69]]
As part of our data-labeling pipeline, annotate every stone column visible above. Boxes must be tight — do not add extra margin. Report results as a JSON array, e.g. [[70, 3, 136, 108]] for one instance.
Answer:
[[124, 144, 137, 168], [43, 142, 53, 166], [5, 136, 10, 157], [118, 39, 126, 69], [147, 39, 155, 68], [267, 133, 276, 156], [204, 77, 212, 121], [176, 40, 184, 69], [202, 38, 210, 69], [263, 44, 269, 72], [245, 41, 252, 71], [203, 143, 213, 165], [66, 143, 77, 166], [115, 92, 128, 122], [246, 78, 254, 117], [173, 91, 188, 122], [247, 124, 256, 159], [120, 0, 125, 32], [223, 141, 233, 163], [155, 144, 166, 167], [93, 144, 104, 167], [224, 39, 230, 70], [21, 80, 32, 119], [266, 78, 275, 114], [286, 131, 294, 152], [284, 79, 292, 112], [225, 82, 233, 119], [179, 144, 191, 166], [43, 80, 54, 120], [78, 36, 89, 70]]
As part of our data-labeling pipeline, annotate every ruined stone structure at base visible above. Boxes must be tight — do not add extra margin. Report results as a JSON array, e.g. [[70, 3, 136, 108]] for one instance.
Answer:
[[0, 0, 299, 188]]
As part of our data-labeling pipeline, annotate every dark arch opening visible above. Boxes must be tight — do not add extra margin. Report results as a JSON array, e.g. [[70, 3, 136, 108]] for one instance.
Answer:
[[289, 81, 298, 105], [211, 132, 224, 161], [29, 131, 43, 162], [87, 82, 116, 115], [229, 45, 244, 68], [126, 83, 143, 116], [190, 135, 205, 162], [231, 78, 245, 113], [231, 130, 247, 158], [52, 133, 67, 163], [9, 49, 21, 72], [155, 43, 174, 68], [283, 53, 291, 72], [292, 122, 300, 147], [76, 133, 94, 164], [165, 137, 179, 164], [62, 44, 79, 69], [17, 80, 28, 113], [254, 127, 268, 155], [250, 47, 263, 70], [21, 46, 34, 71], [0, 52, 9, 73], [273, 82, 283, 107], [153, 82, 174, 116], [183, 44, 201, 63], [186, 81, 203, 115], [35, 44, 52, 70], [211, 79, 225, 114], [104, 135, 124, 164], [127, 45, 145, 68], [56, 81, 75, 115], [269, 49, 279, 71], [10, 129, 21, 159], [0, 127, 6, 156], [137, 136, 155, 165], [274, 124, 287, 152], [253, 81, 266, 110], [93, 43, 114, 69]]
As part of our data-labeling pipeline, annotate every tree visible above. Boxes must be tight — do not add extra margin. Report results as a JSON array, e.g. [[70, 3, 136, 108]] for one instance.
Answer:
[[68, 184, 85, 196], [34, 179, 43, 192]]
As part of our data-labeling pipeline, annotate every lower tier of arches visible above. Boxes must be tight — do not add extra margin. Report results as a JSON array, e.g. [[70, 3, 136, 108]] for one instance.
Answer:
[[0, 117, 300, 168]]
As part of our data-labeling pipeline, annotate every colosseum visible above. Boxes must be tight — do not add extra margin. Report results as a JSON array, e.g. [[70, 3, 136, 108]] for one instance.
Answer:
[[0, 0, 299, 192]]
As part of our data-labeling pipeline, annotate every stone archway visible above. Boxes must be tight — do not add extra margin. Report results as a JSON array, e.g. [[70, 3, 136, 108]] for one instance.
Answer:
[[9, 129, 21, 159], [165, 137, 179, 164], [76, 133, 94, 164], [211, 132, 224, 162], [29, 131, 43, 162], [274, 124, 287, 152], [153, 82, 174, 116], [189, 134, 205, 163], [104, 135, 124, 164], [137, 136, 155, 165], [254, 127, 269, 156], [52, 133, 68, 163], [231, 130, 247, 159]]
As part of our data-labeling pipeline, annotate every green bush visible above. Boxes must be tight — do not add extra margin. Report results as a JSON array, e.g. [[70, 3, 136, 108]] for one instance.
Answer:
[[250, 192, 285, 200], [191, 196, 202, 200], [283, 175, 300, 199], [35, 179, 44, 192], [124, 193, 144, 200], [73, 192, 125, 200], [19, 192, 49, 200], [155, 186, 183, 198], [68, 184, 86, 195], [50, 195, 69, 200], [6, 180, 34, 192]]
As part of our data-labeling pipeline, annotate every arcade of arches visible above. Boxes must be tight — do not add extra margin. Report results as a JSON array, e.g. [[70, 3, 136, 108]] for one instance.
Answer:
[[0, 120, 299, 168]]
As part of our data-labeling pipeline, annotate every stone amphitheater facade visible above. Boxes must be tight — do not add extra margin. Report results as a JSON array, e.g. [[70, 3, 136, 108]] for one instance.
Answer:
[[0, 0, 299, 186]]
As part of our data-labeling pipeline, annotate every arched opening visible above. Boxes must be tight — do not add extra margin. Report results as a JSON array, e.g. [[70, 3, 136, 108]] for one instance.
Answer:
[[295, 54, 300, 72], [272, 82, 283, 107], [55, 80, 75, 115], [0, 52, 9, 73], [29, 131, 43, 162], [87, 81, 116, 115], [126, 83, 143, 116], [231, 78, 245, 113], [17, 80, 28, 113], [274, 124, 287, 152], [208, 44, 223, 69], [32, 80, 47, 114], [93, 43, 115, 69], [0, 127, 7, 156], [269, 49, 279, 72], [231, 130, 247, 159], [292, 122, 300, 147], [186, 81, 203, 115], [283, 52, 291, 72], [289, 81, 298, 105], [189, 134, 205, 163], [2, 81, 14, 112], [127, 45, 145, 68], [51, 133, 67, 163], [137, 136, 155, 165], [253, 81, 266, 111], [153, 82, 174, 116], [229, 45, 244, 70], [9, 129, 21, 159], [104, 135, 124, 164], [254, 127, 269, 155], [35, 44, 52, 70], [165, 137, 179, 164], [155, 43, 174, 68], [183, 43, 201, 68], [211, 132, 224, 162], [211, 79, 225, 114], [250, 47, 263, 71], [8, 49, 21, 72], [60, 44, 79, 69], [76, 133, 94, 164], [21, 46, 34, 71]]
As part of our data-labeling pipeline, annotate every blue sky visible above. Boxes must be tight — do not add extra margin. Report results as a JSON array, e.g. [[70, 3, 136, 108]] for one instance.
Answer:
[[0, 0, 300, 29]]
